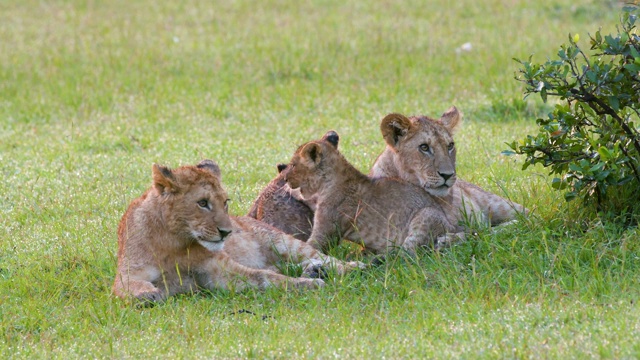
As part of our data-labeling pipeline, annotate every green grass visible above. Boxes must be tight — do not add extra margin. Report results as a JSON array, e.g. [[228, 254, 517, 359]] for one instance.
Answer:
[[1, 0, 639, 358]]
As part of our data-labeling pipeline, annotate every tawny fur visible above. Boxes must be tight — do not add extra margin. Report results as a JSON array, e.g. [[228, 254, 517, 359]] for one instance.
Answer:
[[113, 160, 364, 303], [284, 135, 464, 254], [246, 164, 314, 240], [370, 106, 529, 227], [246, 131, 340, 240], [250, 110, 527, 245]]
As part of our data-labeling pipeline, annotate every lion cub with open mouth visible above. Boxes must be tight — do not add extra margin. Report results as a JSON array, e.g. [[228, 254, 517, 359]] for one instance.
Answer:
[[284, 133, 464, 254], [112, 160, 351, 303]]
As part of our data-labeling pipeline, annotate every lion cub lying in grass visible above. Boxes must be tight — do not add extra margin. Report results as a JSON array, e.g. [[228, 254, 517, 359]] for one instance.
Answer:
[[249, 108, 527, 242], [246, 131, 341, 240], [247, 163, 314, 241], [113, 160, 363, 303], [370, 106, 529, 227], [283, 133, 465, 254]]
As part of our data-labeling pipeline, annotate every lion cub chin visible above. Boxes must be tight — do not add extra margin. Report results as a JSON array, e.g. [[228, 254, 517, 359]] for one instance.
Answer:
[[284, 133, 465, 255], [113, 160, 328, 304]]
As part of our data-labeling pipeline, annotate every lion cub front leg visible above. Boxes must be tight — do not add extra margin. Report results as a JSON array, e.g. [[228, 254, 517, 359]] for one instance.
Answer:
[[306, 208, 342, 253], [402, 209, 462, 254], [266, 231, 365, 277], [201, 251, 324, 291], [113, 266, 167, 303]]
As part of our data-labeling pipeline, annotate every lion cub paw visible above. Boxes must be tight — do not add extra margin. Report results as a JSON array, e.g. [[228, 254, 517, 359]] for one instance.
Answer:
[[302, 264, 328, 279], [491, 220, 519, 233], [302, 260, 367, 279], [133, 290, 165, 306], [346, 261, 368, 270], [294, 278, 325, 289], [435, 232, 466, 251]]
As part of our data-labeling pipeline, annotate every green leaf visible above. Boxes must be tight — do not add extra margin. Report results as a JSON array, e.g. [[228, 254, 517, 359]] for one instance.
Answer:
[[589, 162, 605, 172], [551, 177, 569, 190], [608, 96, 620, 111], [618, 175, 635, 185], [564, 191, 578, 201], [569, 163, 584, 172], [558, 48, 567, 60], [595, 170, 611, 182], [605, 35, 619, 50], [597, 147, 611, 161], [623, 63, 640, 73], [630, 45, 640, 59], [620, 32, 629, 45]]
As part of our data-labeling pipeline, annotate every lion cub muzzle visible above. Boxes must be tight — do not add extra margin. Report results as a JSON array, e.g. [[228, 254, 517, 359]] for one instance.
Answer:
[[218, 227, 232, 239], [196, 226, 232, 252]]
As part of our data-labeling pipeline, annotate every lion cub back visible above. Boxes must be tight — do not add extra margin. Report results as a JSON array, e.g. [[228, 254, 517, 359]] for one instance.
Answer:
[[246, 163, 314, 240]]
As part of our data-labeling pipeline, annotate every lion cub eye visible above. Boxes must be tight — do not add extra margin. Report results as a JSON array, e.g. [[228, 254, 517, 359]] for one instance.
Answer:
[[419, 144, 430, 153], [223, 199, 230, 212], [448, 142, 455, 151], [197, 199, 209, 209]]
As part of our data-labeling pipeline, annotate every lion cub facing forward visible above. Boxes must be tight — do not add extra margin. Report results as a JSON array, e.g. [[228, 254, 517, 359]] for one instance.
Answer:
[[284, 134, 464, 254], [371, 107, 528, 226], [113, 160, 325, 303]]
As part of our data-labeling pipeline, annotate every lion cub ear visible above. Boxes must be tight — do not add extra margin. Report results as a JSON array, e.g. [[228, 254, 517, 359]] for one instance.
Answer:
[[440, 106, 462, 134], [301, 142, 323, 165], [321, 130, 340, 149], [380, 113, 412, 147], [276, 163, 288, 173], [152, 164, 178, 194], [197, 159, 222, 179]]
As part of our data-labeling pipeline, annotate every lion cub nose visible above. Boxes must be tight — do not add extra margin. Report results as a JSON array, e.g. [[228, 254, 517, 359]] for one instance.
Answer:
[[217, 228, 232, 240], [438, 172, 454, 181]]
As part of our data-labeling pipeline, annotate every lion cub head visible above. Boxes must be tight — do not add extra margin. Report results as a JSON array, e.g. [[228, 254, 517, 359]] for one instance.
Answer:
[[284, 130, 341, 199], [151, 159, 233, 252], [379, 107, 461, 196]]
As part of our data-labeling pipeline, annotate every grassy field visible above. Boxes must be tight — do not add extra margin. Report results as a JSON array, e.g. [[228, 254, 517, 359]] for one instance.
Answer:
[[1, 0, 639, 358]]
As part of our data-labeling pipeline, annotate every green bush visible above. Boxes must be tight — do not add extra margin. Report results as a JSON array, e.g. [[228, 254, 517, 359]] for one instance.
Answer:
[[509, 5, 640, 211]]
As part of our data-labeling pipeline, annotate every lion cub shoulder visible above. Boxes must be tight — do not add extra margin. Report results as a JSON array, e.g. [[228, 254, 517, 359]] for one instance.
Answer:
[[284, 134, 463, 254]]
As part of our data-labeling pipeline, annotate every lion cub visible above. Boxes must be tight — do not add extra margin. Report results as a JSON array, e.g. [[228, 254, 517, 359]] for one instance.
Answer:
[[247, 131, 340, 240], [284, 134, 464, 254], [246, 163, 314, 240], [113, 160, 328, 303], [371, 106, 528, 226]]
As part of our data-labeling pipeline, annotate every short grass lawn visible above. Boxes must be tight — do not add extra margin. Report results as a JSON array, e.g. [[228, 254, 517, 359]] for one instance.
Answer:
[[1, 0, 639, 358]]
